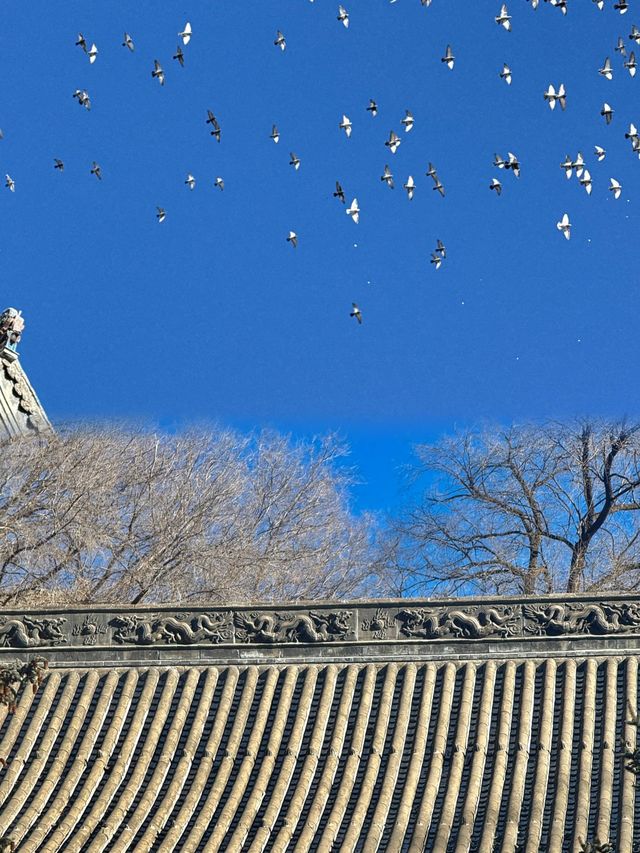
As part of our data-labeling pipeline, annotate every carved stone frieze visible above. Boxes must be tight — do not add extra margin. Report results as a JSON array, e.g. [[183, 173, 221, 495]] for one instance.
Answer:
[[0, 616, 67, 648], [109, 613, 232, 645], [72, 616, 107, 646], [361, 608, 394, 640], [395, 605, 519, 640], [522, 601, 640, 636], [233, 610, 354, 644]]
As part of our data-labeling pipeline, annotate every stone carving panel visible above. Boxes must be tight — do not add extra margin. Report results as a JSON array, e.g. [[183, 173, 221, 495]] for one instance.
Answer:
[[109, 613, 232, 645], [72, 616, 107, 646], [522, 601, 640, 636], [395, 605, 519, 640], [361, 608, 394, 640], [0, 616, 67, 648], [233, 610, 354, 643]]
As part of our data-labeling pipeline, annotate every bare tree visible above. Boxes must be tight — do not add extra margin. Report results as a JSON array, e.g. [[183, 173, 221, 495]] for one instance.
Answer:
[[0, 427, 380, 606], [393, 420, 640, 596]]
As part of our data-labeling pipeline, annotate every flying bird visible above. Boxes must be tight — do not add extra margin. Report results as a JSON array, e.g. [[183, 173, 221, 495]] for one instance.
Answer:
[[442, 45, 455, 69], [572, 152, 585, 177], [339, 115, 352, 137], [594, 145, 606, 161], [556, 213, 571, 239], [560, 154, 573, 178], [178, 22, 192, 45], [624, 122, 638, 141], [156, 207, 166, 223], [76, 33, 87, 52], [366, 99, 378, 116], [53, 159, 64, 171], [346, 198, 359, 223], [500, 63, 512, 85], [287, 231, 297, 248], [598, 57, 613, 80], [624, 51, 637, 75], [337, 5, 350, 27], [495, 4, 512, 30], [151, 60, 165, 86], [544, 83, 566, 110], [214, 177, 224, 191], [185, 173, 195, 190], [430, 252, 442, 270], [401, 110, 414, 132], [579, 169, 592, 194], [122, 33, 134, 51], [403, 175, 415, 200], [436, 239, 446, 258], [88, 43, 98, 64], [73, 89, 91, 110], [334, 181, 345, 203], [609, 177, 622, 198], [426, 162, 438, 179], [381, 165, 394, 188], [385, 130, 401, 154], [616, 36, 627, 56], [4, 175, 14, 192], [206, 111, 221, 141], [289, 152, 300, 170], [490, 177, 502, 194], [270, 125, 280, 144], [507, 151, 521, 176], [550, 0, 568, 14], [614, 0, 629, 13], [173, 45, 185, 67], [90, 162, 101, 180], [350, 303, 362, 324], [601, 102, 614, 124], [593, 0, 604, 8], [630, 24, 640, 43], [432, 178, 445, 197], [274, 30, 286, 51]]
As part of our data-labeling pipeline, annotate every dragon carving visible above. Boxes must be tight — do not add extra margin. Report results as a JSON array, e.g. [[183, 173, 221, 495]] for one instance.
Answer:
[[233, 610, 353, 643], [395, 606, 518, 640], [109, 613, 231, 645], [523, 602, 640, 636], [0, 616, 67, 648]]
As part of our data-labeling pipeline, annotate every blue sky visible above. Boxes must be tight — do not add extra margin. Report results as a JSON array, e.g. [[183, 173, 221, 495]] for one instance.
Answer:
[[5, 1, 640, 512]]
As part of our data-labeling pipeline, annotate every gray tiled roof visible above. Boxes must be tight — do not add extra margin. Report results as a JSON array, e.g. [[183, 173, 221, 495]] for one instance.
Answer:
[[0, 349, 51, 439]]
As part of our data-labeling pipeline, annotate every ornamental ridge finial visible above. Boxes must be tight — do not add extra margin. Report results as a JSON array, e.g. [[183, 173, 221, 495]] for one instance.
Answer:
[[0, 308, 24, 354]]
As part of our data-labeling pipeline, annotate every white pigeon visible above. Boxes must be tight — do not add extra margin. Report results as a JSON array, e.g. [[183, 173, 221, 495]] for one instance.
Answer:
[[152, 60, 165, 86], [76, 33, 87, 52], [403, 175, 415, 200], [270, 125, 280, 144], [156, 207, 166, 223], [609, 177, 622, 198], [274, 30, 286, 51], [401, 110, 414, 132], [385, 130, 401, 154], [289, 152, 300, 170], [630, 24, 640, 43], [287, 231, 297, 248], [346, 198, 359, 223], [550, 0, 568, 14], [73, 89, 91, 110], [594, 145, 606, 161], [178, 22, 192, 45], [5, 175, 14, 192], [579, 169, 592, 195], [122, 33, 135, 51], [88, 43, 98, 64], [494, 153, 507, 169], [500, 63, 512, 85], [624, 51, 637, 76], [556, 213, 571, 239], [625, 122, 638, 142], [616, 36, 627, 57], [490, 177, 502, 194], [614, 0, 629, 13], [601, 102, 614, 124], [367, 99, 378, 116], [350, 303, 362, 324], [430, 252, 442, 270], [214, 177, 224, 191], [339, 115, 352, 137], [337, 5, 349, 27], [556, 83, 567, 110], [560, 154, 573, 179], [599, 57, 613, 80], [544, 84, 558, 110], [381, 165, 394, 188], [495, 4, 512, 30], [507, 151, 520, 177], [185, 173, 196, 190], [436, 239, 446, 258], [442, 45, 455, 70], [572, 152, 585, 178], [592, 0, 604, 8]]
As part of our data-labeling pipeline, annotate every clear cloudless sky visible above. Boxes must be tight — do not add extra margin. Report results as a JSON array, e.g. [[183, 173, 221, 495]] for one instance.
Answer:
[[4, 0, 640, 513]]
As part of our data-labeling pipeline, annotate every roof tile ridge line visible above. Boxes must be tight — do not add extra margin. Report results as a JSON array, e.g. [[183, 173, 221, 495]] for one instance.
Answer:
[[39, 668, 139, 851], [264, 665, 344, 853], [475, 660, 518, 851], [10, 669, 101, 846], [153, 667, 236, 853], [271, 665, 341, 853], [362, 663, 418, 853], [386, 663, 438, 852], [619, 655, 638, 851], [523, 659, 558, 853], [22, 669, 120, 852], [0, 669, 62, 812], [202, 666, 282, 851], [501, 659, 538, 850], [595, 658, 619, 844], [1, 351, 52, 432], [431, 663, 479, 852], [546, 658, 578, 852], [0, 670, 81, 836], [176, 667, 260, 853], [88, 668, 186, 852], [453, 660, 499, 853], [0, 657, 43, 776], [407, 661, 458, 853], [340, 663, 401, 850], [571, 658, 599, 851], [60, 668, 162, 853], [225, 666, 301, 851], [312, 664, 377, 851]]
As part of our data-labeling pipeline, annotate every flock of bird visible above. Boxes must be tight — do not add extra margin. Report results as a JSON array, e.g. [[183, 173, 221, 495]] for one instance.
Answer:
[[2, 3, 638, 326]]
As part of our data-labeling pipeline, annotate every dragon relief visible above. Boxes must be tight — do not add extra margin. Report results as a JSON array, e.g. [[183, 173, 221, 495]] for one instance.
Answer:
[[109, 613, 231, 645], [522, 601, 640, 636], [0, 616, 67, 648], [233, 610, 353, 643], [395, 606, 518, 640]]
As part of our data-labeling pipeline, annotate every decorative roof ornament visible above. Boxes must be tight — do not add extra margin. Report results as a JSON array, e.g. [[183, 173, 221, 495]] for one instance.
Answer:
[[0, 308, 24, 354]]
